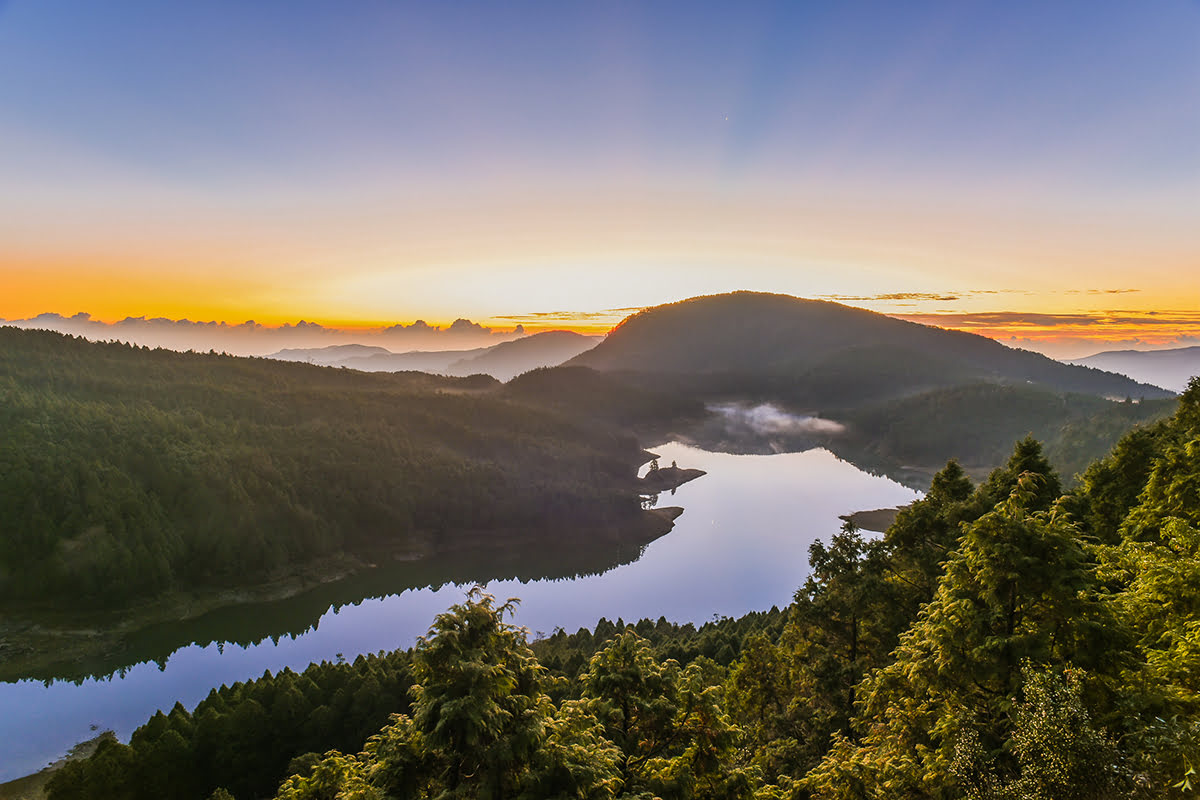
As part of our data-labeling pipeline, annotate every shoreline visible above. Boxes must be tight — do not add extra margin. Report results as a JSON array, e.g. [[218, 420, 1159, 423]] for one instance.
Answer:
[[0, 732, 112, 800], [838, 505, 907, 533], [0, 508, 683, 683]]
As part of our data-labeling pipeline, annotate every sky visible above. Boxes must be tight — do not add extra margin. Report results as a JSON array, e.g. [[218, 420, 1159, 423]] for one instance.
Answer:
[[1, 1, 1198, 358]]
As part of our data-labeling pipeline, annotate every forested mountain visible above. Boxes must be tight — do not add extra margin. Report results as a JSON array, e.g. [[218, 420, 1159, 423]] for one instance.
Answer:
[[0, 328, 655, 611], [1069, 345, 1200, 393], [503, 366, 707, 433], [838, 382, 1176, 482], [568, 292, 1169, 403], [47, 380, 1200, 799]]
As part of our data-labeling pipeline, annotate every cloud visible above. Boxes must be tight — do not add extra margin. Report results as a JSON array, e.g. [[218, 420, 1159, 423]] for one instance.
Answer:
[[898, 311, 1105, 327], [822, 292, 960, 303], [893, 310, 1200, 360], [0, 313, 524, 356], [898, 310, 1200, 329], [493, 307, 646, 322], [490, 307, 646, 332]]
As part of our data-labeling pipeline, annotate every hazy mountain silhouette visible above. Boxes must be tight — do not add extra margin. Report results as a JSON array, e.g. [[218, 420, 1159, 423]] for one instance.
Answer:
[[269, 331, 598, 381], [1068, 346, 1200, 393], [340, 347, 490, 373], [445, 330, 599, 381], [2, 312, 522, 356], [270, 343, 396, 366], [567, 292, 1170, 402]]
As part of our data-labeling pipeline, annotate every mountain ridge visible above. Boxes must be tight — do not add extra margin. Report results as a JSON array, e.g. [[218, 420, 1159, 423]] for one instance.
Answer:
[[267, 330, 597, 380], [1068, 345, 1200, 393], [568, 292, 1170, 402]]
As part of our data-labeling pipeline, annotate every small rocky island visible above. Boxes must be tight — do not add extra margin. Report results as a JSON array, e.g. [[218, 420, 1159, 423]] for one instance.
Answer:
[[639, 459, 706, 493], [838, 505, 908, 533]]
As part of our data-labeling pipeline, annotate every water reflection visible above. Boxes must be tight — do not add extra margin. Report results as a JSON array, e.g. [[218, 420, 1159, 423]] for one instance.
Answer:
[[0, 443, 919, 781]]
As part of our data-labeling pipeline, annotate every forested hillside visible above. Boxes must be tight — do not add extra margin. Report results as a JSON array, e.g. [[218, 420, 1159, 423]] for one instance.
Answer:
[[840, 382, 1176, 481], [0, 328, 651, 610], [48, 381, 1200, 799]]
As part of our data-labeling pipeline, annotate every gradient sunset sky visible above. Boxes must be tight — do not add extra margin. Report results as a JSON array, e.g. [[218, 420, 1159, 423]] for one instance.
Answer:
[[1, 1, 1197, 356]]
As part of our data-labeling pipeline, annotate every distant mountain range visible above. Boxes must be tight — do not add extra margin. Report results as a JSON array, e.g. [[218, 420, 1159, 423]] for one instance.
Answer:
[[567, 292, 1170, 403], [1067, 346, 1200, 393], [270, 293, 1174, 479], [270, 343, 398, 366], [270, 330, 599, 381]]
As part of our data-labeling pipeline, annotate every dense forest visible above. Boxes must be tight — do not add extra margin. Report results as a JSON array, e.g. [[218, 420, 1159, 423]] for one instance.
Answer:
[[0, 328, 654, 610], [47, 380, 1200, 799], [1, 315, 1165, 615]]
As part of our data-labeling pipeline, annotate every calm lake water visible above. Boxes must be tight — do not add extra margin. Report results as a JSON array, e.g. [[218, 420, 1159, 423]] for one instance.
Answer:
[[0, 443, 920, 781]]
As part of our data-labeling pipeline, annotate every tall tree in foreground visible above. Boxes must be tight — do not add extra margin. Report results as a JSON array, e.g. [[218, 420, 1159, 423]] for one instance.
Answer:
[[804, 472, 1122, 799]]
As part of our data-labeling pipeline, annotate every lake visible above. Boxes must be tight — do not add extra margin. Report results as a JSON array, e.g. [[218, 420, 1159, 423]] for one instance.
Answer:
[[0, 442, 920, 781]]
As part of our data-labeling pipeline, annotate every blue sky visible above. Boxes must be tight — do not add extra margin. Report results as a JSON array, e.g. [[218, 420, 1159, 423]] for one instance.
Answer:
[[1, 1, 1197, 349]]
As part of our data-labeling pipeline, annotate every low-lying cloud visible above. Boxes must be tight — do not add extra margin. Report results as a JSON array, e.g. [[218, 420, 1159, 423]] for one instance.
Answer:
[[713, 403, 845, 437], [0, 312, 525, 356], [894, 310, 1200, 359]]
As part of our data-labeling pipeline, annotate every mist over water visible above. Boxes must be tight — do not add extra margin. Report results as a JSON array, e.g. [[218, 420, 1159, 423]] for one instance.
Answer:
[[712, 403, 846, 437], [686, 403, 847, 454]]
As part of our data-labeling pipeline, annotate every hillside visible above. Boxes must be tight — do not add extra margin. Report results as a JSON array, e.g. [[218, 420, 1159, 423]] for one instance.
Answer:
[[0, 328, 655, 611], [47, 382, 1200, 799], [1069, 345, 1200, 393], [568, 292, 1170, 403]]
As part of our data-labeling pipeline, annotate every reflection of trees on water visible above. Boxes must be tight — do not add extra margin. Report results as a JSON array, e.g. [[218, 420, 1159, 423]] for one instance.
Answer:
[[21, 434, 930, 686], [25, 522, 673, 685]]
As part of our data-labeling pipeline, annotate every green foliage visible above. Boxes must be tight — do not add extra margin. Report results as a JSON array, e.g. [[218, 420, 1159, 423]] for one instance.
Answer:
[[38, 382, 1200, 800], [804, 472, 1120, 798], [47, 652, 414, 800], [406, 588, 553, 798], [951, 665, 1139, 800], [0, 328, 648, 608], [842, 384, 1171, 483]]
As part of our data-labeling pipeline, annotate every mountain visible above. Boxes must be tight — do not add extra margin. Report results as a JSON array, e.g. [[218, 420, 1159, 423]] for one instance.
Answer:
[[567, 292, 1170, 403], [1068, 346, 1200, 393], [446, 330, 599, 381], [340, 347, 489, 373], [268, 331, 598, 380], [269, 343, 394, 366], [0, 327, 656, 611]]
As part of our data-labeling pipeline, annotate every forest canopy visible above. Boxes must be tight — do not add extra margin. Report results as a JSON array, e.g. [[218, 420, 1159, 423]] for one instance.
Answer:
[[0, 328, 651, 609], [46, 380, 1200, 799]]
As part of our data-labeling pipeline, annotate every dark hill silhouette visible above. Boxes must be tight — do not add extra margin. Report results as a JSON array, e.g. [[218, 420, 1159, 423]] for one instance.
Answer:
[[1068, 346, 1200, 393], [446, 330, 599, 381], [567, 292, 1170, 402], [503, 366, 705, 432]]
